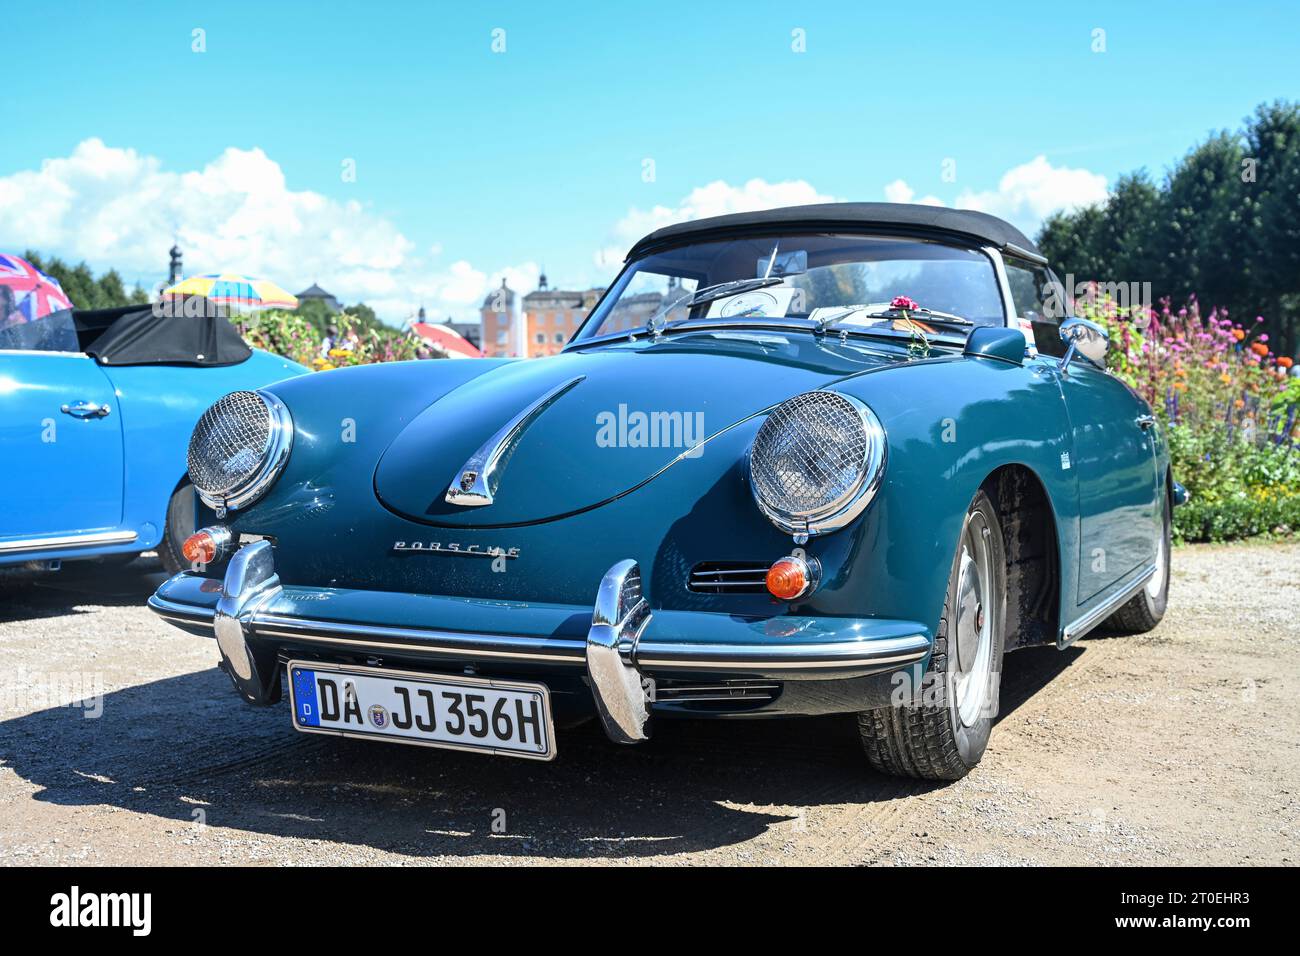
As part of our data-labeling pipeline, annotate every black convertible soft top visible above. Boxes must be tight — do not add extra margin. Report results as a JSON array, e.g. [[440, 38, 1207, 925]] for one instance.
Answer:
[[624, 202, 1041, 261], [76, 298, 252, 367]]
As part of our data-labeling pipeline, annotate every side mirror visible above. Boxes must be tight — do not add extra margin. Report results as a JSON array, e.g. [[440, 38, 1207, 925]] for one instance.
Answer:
[[1059, 316, 1108, 369]]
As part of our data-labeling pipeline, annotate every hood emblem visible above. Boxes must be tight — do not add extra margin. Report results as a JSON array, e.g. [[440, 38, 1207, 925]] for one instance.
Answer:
[[446, 375, 585, 508], [393, 541, 521, 559]]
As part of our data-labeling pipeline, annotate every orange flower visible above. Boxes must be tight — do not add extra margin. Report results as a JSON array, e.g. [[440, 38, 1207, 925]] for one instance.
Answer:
[[1278, 356, 1294, 369], [1250, 342, 1269, 356], [1232, 328, 1246, 341], [1219, 373, 1233, 385], [1174, 382, 1188, 392], [1234, 398, 1245, 409]]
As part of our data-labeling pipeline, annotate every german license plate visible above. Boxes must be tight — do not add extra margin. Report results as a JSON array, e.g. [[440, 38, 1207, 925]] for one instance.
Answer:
[[287, 661, 555, 760]]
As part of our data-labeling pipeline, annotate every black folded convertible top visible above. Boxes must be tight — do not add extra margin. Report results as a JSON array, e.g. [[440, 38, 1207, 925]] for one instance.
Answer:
[[624, 202, 1041, 261], [77, 299, 252, 367]]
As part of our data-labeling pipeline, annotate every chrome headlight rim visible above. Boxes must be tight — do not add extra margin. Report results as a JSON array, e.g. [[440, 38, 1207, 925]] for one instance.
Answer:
[[748, 390, 887, 538], [190, 390, 294, 513]]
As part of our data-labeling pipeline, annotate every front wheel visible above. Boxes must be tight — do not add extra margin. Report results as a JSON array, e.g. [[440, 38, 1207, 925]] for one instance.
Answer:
[[158, 482, 196, 576], [857, 488, 1007, 781]]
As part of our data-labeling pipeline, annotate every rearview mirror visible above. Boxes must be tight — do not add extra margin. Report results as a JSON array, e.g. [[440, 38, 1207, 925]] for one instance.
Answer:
[[1059, 316, 1108, 369]]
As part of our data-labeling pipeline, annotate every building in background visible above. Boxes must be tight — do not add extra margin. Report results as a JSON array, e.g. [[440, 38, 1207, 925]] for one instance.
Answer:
[[480, 274, 608, 358], [168, 245, 183, 288], [521, 273, 604, 357], [480, 278, 520, 357], [296, 282, 341, 313]]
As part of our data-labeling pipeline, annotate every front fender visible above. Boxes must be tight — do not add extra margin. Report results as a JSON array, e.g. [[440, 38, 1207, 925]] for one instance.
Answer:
[[815, 355, 1078, 638]]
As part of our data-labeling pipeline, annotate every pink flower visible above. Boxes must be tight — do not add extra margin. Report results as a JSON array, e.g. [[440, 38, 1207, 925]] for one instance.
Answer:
[[890, 295, 919, 311]]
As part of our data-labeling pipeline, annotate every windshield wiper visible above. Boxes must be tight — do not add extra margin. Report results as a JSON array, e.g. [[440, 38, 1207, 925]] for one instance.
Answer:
[[814, 305, 974, 335], [645, 276, 787, 338]]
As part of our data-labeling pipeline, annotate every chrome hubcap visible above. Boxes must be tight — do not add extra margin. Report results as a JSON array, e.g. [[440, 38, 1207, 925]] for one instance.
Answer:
[[953, 511, 994, 728], [1146, 529, 1166, 599]]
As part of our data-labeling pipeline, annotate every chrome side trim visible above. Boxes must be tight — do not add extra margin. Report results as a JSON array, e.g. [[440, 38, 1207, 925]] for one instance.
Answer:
[[586, 559, 653, 743], [0, 529, 138, 554], [1059, 562, 1157, 648], [445, 375, 585, 507]]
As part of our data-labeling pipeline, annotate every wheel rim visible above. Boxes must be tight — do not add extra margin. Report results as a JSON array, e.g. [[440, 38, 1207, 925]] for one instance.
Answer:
[[953, 510, 995, 728], [1146, 522, 1166, 599]]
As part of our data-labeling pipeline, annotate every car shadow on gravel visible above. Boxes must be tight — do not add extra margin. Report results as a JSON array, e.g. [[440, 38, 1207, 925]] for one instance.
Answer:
[[1, 638, 1085, 860], [0, 556, 168, 624]]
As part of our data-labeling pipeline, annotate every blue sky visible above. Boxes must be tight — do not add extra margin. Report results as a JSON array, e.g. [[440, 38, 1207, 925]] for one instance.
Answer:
[[2, 0, 1296, 323]]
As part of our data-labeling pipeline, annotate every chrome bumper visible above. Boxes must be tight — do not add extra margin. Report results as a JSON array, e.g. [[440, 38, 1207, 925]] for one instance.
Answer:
[[148, 544, 931, 744]]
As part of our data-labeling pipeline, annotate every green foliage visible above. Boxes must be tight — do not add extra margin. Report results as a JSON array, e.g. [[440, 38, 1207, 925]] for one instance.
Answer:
[[1084, 295, 1299, 542], [1039, 99, 1300, 358], [22, 250, 149, 309]]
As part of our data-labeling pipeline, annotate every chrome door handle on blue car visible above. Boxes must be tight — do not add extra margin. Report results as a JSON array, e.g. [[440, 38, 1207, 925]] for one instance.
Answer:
[[59, 400, 111, 418]]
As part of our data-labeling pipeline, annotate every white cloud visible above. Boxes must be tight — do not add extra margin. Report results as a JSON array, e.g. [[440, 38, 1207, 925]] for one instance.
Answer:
[[601, 177, 839, 269], [0, 138, 520, 325], [882, 178, 943, 207], [954, 156, 1108, 233], [885, 157, 1109, 237]]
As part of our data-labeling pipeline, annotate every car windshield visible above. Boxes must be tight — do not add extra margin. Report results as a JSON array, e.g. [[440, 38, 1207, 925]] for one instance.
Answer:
[[578, 234, 1005, 342]]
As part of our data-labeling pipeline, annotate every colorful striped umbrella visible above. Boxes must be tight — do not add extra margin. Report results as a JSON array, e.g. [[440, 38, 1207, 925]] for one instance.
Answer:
[[162, 273, 298, 310]]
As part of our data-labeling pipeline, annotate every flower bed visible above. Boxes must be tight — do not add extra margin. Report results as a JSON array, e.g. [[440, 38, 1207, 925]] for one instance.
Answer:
[[236, 309, 421, 370], [1084, 296, 1299, 541]]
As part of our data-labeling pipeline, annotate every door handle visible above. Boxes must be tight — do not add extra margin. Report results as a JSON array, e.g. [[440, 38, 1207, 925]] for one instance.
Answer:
[[61, 400, 111, 419], [1136, 414, 1156, 431]]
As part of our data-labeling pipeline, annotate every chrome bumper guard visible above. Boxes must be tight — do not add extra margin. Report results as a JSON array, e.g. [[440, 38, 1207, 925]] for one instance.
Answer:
[[148, 547, 931, 745]]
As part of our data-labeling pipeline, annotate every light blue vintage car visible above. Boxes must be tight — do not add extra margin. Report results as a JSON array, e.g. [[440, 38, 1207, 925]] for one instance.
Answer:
[[150, 204, 1183, 780], [0, 301, 304, 573]]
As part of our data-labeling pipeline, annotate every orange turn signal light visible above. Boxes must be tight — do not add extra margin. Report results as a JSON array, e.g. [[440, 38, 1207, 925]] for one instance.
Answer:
[[181, 527, 229, 566], [766, 555, 816, 601]]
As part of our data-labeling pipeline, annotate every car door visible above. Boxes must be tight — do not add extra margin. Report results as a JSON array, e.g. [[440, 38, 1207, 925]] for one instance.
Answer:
[[1002, 258, 1158, 605], [0, 348, 125, 542]]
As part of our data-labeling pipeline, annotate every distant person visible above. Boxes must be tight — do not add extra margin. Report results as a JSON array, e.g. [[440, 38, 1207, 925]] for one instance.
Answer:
[[0, 285, 25, 330], [320, 324, 338, 357]]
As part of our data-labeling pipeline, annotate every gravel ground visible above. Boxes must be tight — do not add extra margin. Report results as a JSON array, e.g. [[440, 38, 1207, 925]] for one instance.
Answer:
[[1, 542, 1297, 866]]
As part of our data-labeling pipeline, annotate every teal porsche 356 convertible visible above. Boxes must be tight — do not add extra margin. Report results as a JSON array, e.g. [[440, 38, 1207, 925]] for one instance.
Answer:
[[150, 203, 1180, 780]]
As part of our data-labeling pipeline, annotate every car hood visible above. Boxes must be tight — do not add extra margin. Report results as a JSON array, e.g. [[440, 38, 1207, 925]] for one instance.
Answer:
[[373, 330, 908, 527]]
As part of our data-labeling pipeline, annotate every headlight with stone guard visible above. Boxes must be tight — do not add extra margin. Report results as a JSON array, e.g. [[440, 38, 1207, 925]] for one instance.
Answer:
[[748, 390, 886, 538], [187, 390, 293, 514]]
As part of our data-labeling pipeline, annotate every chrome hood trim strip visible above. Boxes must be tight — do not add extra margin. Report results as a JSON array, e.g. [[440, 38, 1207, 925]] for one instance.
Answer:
[[445, 375, 585, 508]]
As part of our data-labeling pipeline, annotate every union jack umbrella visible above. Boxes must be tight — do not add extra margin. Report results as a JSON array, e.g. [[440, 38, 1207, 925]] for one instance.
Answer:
[[0, 253, 75, 323]]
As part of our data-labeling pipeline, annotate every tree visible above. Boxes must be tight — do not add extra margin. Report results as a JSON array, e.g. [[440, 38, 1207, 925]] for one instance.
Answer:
[[1035, 100, 1300, 357], [1100, 172, 1161, 284], [21, 250, 150, 309]]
